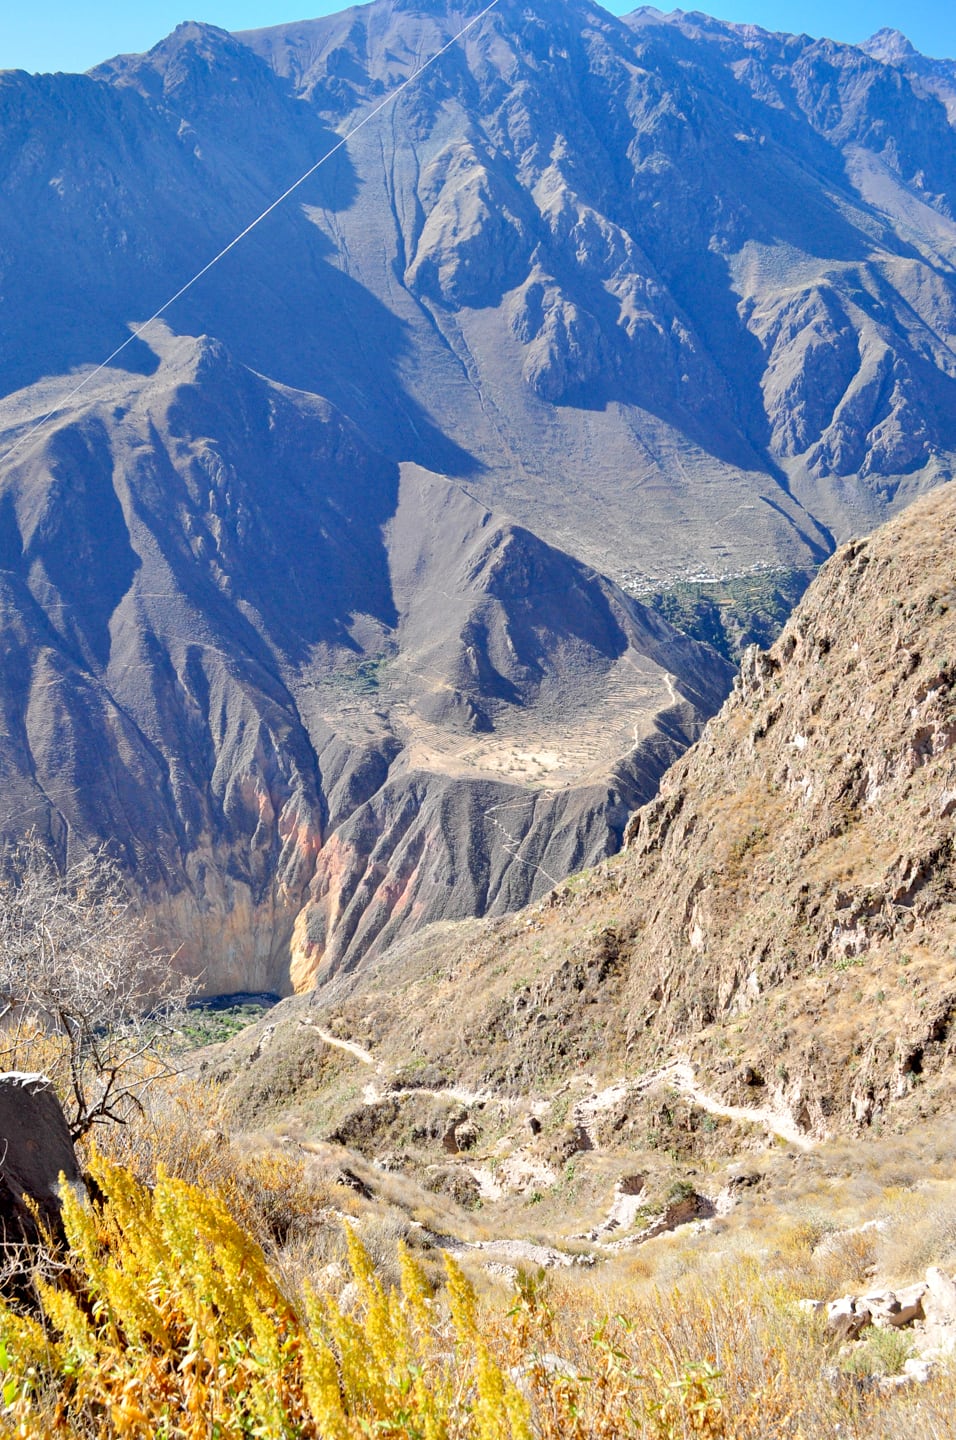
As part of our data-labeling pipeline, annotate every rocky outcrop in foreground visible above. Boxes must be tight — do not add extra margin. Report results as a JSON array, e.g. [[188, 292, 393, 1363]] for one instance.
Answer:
[[820, 1264, 956, 1388], [0, 1073, 82, 1245]]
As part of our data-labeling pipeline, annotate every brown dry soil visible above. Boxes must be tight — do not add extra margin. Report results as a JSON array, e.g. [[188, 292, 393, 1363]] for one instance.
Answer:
[[205, 482, 955, 1255]]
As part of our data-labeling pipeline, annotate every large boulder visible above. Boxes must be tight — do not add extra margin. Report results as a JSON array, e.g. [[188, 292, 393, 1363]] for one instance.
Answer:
[[924, 1267, 956, 1325], [826, 1296, 872, 1341], [0, 1073, 83, 1244]]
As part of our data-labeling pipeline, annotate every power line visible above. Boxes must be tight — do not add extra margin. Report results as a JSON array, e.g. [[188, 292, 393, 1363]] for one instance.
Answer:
[[0, 0, 554, 885], [0, 0, 499, 473]]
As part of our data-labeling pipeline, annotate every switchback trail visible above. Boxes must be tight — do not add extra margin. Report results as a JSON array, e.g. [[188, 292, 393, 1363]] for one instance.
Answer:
[[307, 1023, 376, 1069], [661, 1060, 815, 1150], [306, 1017, 814, 1150], [574, 1060, 815, 1151], [303, 1019, 493, 1108]]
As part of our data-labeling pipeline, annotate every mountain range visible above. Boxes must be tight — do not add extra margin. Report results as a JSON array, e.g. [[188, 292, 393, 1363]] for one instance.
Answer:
[[0, 0, 954, 989]]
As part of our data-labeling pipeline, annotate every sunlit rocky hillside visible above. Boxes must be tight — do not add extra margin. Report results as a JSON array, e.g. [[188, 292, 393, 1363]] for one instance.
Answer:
[[1, 0, 956, 986]]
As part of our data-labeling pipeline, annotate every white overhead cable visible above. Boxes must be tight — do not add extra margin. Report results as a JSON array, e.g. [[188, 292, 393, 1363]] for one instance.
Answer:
[[0, 0, 499, 473]]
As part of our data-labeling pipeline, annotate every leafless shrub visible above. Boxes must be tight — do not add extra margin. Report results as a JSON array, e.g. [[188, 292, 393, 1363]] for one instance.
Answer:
[[876, 1189, 956, 1281], [0, 837, 193, 1139]]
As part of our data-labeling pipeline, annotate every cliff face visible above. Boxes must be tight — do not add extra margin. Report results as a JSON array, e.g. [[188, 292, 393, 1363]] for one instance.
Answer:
[[0, 329, 730, 991]]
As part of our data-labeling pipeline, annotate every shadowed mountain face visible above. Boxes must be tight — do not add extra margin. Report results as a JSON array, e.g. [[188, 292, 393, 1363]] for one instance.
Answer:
[[0, 0, 954, 988], [0, 331, 731, 990], [1, 2, 954, 582]]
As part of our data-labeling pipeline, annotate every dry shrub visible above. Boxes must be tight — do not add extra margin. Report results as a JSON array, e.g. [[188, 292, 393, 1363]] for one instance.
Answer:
[[89, 1078, 344, 1258], [0, 838, 193, 1140], [777, 1209, 838, 1257], [3, 1098, 956, 1440], [0, 1153, 535, 1439], [875, 1187, 956, 1282], [87, 1077, 229, 1181], [811, 1226, 881, 1293], [0, 1153, 954, 1438], [842, 1325, 914, 1378], [355, 1209, 420, 1289]]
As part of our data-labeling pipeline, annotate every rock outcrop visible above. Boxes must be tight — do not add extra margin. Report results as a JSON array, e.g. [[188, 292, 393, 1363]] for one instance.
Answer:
[[824, 1266, 956, 1381], [0, 1073, 82, 1244]]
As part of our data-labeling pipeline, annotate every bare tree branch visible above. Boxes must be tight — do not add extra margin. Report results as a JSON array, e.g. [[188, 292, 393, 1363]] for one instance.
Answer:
[[0, 837, 195, 1139]]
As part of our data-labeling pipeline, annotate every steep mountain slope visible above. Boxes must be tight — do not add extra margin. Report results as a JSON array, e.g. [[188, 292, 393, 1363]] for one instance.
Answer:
[[614, 483, 956, 1129], [2, 0, 956, 990], [861, 28, 956, 121], [281, 480, 955, 1148], [0, 327, 730, 990], [1, 2, 954, 590], [158, 2, 956, 572]]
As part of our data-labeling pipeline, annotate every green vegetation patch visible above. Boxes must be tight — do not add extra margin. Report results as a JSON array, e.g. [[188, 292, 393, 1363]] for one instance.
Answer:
[[324, 651, 394, 696], [177, 992, 280, 1048], [647, 567, 815, 664]]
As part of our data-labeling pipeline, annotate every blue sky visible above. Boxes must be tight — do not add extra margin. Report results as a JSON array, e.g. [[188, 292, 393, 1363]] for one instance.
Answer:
[[1, 0, 953, 75]]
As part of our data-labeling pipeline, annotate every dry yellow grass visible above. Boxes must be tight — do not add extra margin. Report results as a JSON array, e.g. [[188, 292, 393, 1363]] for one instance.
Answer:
[[2, 1123, 955, 1439]]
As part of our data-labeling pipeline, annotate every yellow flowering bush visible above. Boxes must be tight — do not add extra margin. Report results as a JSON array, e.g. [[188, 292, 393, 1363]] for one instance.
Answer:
[[0, 1151, 533, 1439], [0, 1152, 949, 1439]]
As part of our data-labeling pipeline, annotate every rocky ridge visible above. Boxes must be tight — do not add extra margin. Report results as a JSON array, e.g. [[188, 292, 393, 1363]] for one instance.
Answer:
[[2, 1, 956, 588], [616, 481, 956, 1131], [246, 480, 956, 1162], [0, 326, 730, 991], [861, 29, 956, 123]]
